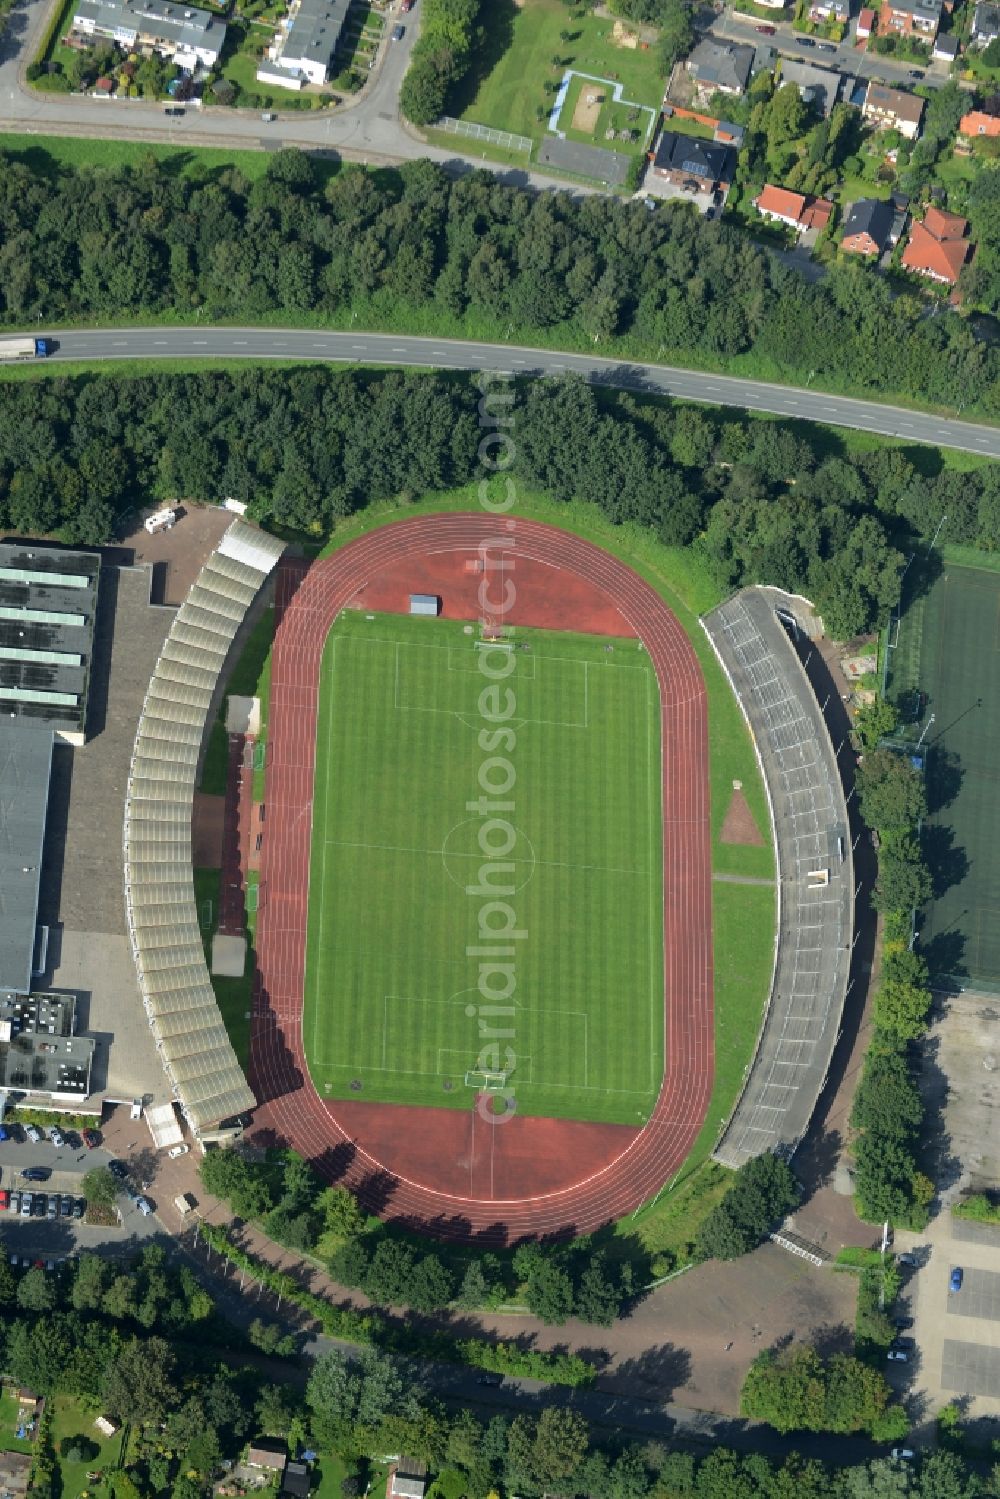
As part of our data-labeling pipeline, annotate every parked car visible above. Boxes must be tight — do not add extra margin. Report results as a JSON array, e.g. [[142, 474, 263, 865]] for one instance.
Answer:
[[816, 40, 836, 50], [49, 1128, 65, 1147], [261, 111, 276, 122], [477, 1373, 503, 1386], [887, 1349, 909, 1362], [47, 1195, 57, 1219], [0, 1124, 9, 1142], [32, 1193, 47, 1216], [21, 1166, 50, 1182], [892, 1448, 915, 1461], [891, 1336, 915, 1352], [796, 35, 816, 46], [107, 1159, 129, 1180], [400, 0, 413, 11], [136, 1197, 154, 1217], [0, 1189, 8, 1210], [73, 1198, 84, 1219], [81, 1128, 101, 1149], [25, 1125, 42, 1143], [755, 21, 775, 31], [897, 1252, 918, 1268], [391, 23, 404, 38], [892, 1316, 914, 1330], [163, 106, 185, 116], [61, 1195, 74, 1217], [168, 1144, 189, 1159], [64, 1131, 80, 1150], [908, 68, 923, 77], [950, 1266, 964, 1292], [19, 1192, 32, 1216], [9, 1190, 20, 1213]]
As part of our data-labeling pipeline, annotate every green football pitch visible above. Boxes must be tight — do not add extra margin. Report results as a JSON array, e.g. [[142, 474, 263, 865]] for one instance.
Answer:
[[302, 611, 664, 1125], [889, 558, 1000, 990]]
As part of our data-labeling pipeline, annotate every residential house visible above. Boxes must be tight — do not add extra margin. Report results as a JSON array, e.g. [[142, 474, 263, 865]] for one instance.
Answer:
[[857, 5, 877, 34], [386, 1459, 427, 1499], [862, 81, 925, 138], [754, 184, 835, 232], [840, 197, 896, 254], [777, 57, 842, 116], [246, 1442, 288, 1476], [71, 0, 226, 67], [959, 104, 1000, 137], [0, 1452, 32, 1499], [901, 205, 971, 284], [260, 0, 349, 87], [810, 0, 850, 21], [878, 0, 942, 37], [685, 38, 755, 96], [932, 31, 958, 59], [648, 131, 735, 197], [972, 0, 1000, 43]]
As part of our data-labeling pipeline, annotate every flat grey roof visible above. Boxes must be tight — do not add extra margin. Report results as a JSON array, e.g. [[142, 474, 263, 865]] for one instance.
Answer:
[[0, 725, 53, 995], [0, 544, 99, 737], [283, 0, 349, 65]]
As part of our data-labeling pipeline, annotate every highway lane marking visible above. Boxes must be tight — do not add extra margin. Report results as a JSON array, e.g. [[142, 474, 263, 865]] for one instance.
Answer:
[[234, 340, 248, 346], [193, 339, 207, 345], [112, 340, 127, 346]]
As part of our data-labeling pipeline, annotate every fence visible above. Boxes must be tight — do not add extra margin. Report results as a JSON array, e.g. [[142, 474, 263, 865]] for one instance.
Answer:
[[435, 117, 533, 154]]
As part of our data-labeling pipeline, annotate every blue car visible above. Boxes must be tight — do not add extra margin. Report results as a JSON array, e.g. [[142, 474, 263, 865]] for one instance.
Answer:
[[950, 1267, 964, 1292]]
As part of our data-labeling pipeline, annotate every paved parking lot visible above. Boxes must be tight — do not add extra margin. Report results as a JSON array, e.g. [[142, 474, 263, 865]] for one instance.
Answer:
[[0, 1135, 159, 1258], [945, 1268, 1000, 1322], [942, 1339, 1000, 1397]]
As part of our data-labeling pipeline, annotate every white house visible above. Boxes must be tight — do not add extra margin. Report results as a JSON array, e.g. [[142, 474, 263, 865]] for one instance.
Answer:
[[260, 0, 349, 87]]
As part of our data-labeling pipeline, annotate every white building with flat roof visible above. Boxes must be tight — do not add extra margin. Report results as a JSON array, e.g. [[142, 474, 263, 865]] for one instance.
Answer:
[[259, 0, 349, 86]]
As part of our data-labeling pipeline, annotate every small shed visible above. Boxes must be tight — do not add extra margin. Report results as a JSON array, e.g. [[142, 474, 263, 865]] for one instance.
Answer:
[[94, 1416, 119, 1438], [386, 1459, 427, 1499], [281, 1463, 310, 1499], [409, 594, 439, 617]]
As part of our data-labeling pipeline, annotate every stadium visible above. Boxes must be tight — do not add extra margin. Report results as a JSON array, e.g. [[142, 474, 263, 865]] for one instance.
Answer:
[[249, 513, 715, 1241]]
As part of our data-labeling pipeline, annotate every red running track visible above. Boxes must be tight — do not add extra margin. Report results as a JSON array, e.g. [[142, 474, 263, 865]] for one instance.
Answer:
[[250, 515, 713, 1242]]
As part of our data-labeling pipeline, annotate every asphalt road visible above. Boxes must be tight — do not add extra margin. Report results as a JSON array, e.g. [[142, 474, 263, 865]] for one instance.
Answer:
[[32, 325, 1000, 456], [713, 2, 956, 90]]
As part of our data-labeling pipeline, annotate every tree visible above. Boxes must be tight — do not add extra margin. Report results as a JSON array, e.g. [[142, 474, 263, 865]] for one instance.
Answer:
[[873, 835, 932, 914], [575, 1253, 624, 1326], [103, 1336, 177, 1426], [697, 1152, 798, 1261], [854, 698, 898, 752], [523, 1258, 575, 1324], [532, 1407, 589, 1485], [256, 1384, 296, 1438], [454, 1259, 490, 1309], [82, 1166, 118, 1212], [0, 1257, 16, 1307], [320, 1186, 365, 1239], [17, 1267, 57, 1312], [851, 1047, 923, 1140], [857, 749, 927, 832], [60, 1436, 99, 1462], [198, 1150, 273, 1220], [874, 944, 931, 1040]]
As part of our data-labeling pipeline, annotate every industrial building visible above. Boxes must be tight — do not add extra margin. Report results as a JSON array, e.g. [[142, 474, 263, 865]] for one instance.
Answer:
[[0, 543, 99, 744]]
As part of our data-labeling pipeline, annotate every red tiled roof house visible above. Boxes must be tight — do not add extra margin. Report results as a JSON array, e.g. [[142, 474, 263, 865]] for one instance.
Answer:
[[753, 184, 834, 233], [901, 205, 971, 284]]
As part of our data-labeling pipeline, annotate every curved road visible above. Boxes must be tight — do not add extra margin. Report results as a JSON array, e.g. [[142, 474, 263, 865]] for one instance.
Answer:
[[39, 325, 1000, 455]]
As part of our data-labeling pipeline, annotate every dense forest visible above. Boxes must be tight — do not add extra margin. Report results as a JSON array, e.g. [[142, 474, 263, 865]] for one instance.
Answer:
[[1, 149, 998, 412], [2, 365, 999, 635]]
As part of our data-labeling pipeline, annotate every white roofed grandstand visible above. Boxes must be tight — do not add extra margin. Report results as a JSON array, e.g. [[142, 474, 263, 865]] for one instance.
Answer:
[[124, 519, 284, 1134]]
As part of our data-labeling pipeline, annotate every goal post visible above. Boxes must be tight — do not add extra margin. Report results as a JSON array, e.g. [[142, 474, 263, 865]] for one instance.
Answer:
[[464, 1069, 508, 1090]]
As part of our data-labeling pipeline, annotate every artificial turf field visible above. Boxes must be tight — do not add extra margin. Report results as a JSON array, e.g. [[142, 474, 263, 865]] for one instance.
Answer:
[[302, 610, 663, 1125], [889, 558, 1000, 989]]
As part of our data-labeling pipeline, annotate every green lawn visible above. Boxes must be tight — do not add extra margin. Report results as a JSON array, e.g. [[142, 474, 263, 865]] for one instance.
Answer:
[[452, 0, 666, 143], [304, 611, 663, 1125], [49, 1399, 124, 1498], [0, 134, 279, 180], [0, 1390, 36, 1454]]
